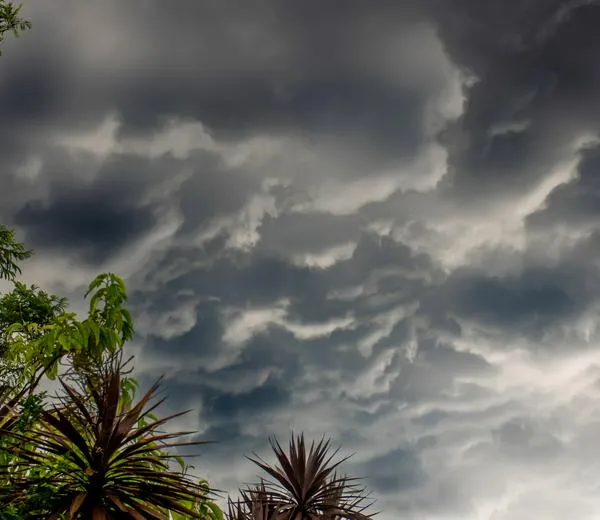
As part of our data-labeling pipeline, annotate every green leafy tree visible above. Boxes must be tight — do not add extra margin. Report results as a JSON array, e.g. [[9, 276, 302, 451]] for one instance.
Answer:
[[0, 282, 67, 357], [0, 225, 32, 281], [0, 1, 31, 54], [1, 272, 133, 388]]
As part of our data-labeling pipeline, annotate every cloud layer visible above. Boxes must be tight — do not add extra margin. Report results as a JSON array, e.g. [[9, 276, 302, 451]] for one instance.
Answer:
[[4, 1, 600, 518]]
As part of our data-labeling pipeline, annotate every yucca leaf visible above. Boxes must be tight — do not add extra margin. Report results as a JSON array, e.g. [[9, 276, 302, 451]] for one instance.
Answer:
[[237, 433, 376, 520], [3, 362, 215, 519]]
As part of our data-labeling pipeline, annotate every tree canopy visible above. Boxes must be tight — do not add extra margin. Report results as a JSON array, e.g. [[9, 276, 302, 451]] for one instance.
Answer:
[[0, 1, 31, 55]]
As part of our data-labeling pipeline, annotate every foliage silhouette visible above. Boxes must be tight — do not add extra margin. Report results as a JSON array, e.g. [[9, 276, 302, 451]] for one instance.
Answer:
[[3, 353, 218, 519], [229, 434, 376, 520]]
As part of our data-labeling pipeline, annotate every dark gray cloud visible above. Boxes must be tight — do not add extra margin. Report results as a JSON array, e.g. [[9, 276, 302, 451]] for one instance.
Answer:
[[13, 158, 158, 264], [439, 266, 585, 338], [3, 1, 600, 518], [363, 446, 426, 494], [435, 0, 600, 200]]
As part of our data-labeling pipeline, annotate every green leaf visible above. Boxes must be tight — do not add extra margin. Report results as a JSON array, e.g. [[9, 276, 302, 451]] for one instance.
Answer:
[[0, 4, 32, 58]]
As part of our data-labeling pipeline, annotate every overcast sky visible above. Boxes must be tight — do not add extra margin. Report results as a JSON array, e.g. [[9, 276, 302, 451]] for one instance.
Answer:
[[4, 1, 600, 518]]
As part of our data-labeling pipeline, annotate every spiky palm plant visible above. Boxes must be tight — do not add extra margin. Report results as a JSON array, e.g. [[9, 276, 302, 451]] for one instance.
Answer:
[[227, 482, 282, 520], [232, 434, 376, 520], [3, 365, 216, 519]]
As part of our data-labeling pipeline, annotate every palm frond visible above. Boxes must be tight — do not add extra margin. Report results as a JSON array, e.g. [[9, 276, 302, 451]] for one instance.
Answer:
[[237, 433, 376, 520], [4, 363, 217, 519]]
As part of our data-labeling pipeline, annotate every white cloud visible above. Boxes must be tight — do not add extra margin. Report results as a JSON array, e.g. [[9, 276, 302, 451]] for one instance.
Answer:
[[222, 304, 288, 348], [225, 191, 278, 251], [54, 111, 121, 160], [14, 156, 43, 182], [357, 303, 420, 357], [388, 136, 590, 275], [222, 302, 357, 346], [137, 293, 200, 341], [120, 119, 218, 159], [291, 242, 357, 269], [342, 348, 398, 399], [291, 142, 449, 217]]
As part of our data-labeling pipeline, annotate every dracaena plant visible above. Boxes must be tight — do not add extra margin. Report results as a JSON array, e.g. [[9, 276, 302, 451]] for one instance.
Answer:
[[227, 482, 284, 520], [231, 434, 376, 520], [3, 355, 216, 519]]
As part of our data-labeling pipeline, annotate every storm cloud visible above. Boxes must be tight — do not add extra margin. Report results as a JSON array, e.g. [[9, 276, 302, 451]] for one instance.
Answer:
[[4, 1, 600, 518]]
